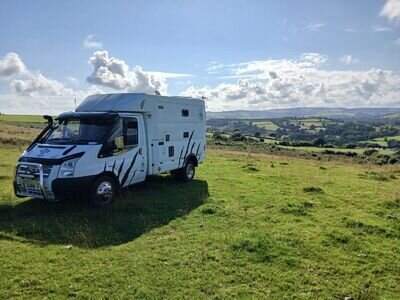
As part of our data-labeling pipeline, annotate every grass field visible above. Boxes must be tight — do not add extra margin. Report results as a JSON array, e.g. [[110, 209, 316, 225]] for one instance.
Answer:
[[0, 114, 47, 129], [362, 136, 400, 148], [253, 121, 280, 131], [1, 145, 400, 298], [0, 114, 44, 123], [280, 145, 395, 155]]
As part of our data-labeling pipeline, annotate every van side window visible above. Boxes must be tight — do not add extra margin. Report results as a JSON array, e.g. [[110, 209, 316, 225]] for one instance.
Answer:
[[168, 146, 174, 157], [123, 118, 138, 147], [182, 109, 189, 117]]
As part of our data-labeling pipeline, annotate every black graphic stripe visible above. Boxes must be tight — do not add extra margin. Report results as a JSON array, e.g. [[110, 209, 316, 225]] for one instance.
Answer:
[[112, 160, 116, 174], [128, 170, 137, 185], [195, 143, 201, 159], [103, 162, 107, 172], [62, 145, 77, 155], [181, 130, 194, 167], [190, 142, 196, 155], [178, 146, 184, 167], [117, 158, 125, 180], [121, 152, 138, 186]]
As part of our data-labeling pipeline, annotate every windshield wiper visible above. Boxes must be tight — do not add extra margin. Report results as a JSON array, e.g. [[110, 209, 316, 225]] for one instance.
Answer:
[[47, 138, 72, 141]]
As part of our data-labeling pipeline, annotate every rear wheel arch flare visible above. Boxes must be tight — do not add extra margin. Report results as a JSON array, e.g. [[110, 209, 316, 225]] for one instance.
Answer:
[[186, 154, 198, 167]]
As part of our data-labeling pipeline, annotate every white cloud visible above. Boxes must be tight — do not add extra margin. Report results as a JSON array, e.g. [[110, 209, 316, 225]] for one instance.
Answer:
[[67, 76, 79, 86], [87, 50, 168, 94], [181, 53, 400, 111], [0, 52, 26, 79], [10, 72, 74, 96], [380, 0, 400, 23], [305, 23, 326, 31], [372, 25, 393, 32], [147, 71, 192, 79], [395, 38, 400, 45], [83, 34, 103, 49], [205, 62, 225, 74], [345, 27, 359, 33], [339, 55, 360, 65]]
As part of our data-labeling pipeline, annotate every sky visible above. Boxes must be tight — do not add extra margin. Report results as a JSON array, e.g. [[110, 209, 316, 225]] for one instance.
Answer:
[[0, 0, 400, 114]]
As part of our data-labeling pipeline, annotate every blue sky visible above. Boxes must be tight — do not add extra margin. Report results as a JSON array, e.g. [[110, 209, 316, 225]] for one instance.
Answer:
[[0, 0, 400, 113]]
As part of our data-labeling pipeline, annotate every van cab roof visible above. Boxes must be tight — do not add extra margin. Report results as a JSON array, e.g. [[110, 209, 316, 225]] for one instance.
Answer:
[[76, 93, 201, 113], [57, 111, 119, 120]]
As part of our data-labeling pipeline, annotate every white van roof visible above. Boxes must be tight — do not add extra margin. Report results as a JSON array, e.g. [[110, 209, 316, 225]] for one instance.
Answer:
[[76, 93, 201, 113]]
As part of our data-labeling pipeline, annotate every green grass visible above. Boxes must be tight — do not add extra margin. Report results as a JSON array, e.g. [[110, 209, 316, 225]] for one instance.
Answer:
[[280, 145, 394, 155], [0, 114, 44, 123], [362, 136, 400, 148], [0, 114, 47, 129], [1, 120, 400, 298], [1, 144, 400, 298], [253, 121, 279, 131]]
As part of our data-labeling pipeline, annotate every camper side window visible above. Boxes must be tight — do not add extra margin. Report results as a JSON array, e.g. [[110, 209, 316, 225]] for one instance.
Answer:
[[106, 119, 124, 155], [123, 118, 138, 147], [181, 109, 189, 117]]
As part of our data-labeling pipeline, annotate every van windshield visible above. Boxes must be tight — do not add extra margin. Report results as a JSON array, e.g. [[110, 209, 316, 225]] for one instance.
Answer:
[[44, 118, 113, 144]]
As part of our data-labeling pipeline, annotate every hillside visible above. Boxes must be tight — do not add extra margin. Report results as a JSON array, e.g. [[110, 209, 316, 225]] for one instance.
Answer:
[[207, 107, 400, 120], [1, 147, 400, 298], [1, 115, 400, 298]]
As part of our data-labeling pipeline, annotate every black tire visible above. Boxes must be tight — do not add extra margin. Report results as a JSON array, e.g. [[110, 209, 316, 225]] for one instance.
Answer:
[[177, 161, 196, 182], [89, 175, 116, 207]]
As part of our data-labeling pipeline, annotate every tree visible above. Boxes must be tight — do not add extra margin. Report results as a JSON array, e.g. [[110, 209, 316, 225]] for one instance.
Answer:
[[313, 137, 326, 147]]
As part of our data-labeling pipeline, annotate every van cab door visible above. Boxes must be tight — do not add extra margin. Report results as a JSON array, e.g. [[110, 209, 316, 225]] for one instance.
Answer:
[[121, 115, 147, 186], [101, 114, 147, 188]]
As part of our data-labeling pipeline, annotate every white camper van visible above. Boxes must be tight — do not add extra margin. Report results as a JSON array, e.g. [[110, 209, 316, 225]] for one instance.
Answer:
[[14, 93, 206, 206]]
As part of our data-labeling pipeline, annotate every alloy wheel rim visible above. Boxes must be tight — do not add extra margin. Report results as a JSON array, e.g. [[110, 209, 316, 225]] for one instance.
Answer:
[[96, 181, 113, 202], [186, 164, 194, 179]]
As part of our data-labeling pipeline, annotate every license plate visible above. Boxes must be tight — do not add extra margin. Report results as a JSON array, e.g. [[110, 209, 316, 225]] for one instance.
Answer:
[[19, 179, 40, 189]]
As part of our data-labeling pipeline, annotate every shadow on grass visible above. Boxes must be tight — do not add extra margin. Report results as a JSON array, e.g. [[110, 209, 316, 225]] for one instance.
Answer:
[[0, 176, 209, 248]]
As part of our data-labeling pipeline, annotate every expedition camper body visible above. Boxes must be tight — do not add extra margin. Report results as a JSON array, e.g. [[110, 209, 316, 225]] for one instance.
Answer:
[[14, 93, 206, 206]]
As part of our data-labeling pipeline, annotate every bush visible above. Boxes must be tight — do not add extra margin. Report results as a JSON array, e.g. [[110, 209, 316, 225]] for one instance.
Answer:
[[345, 143, 358, 149], [212, 132, 222, 140], [363, 149, 378, 156]]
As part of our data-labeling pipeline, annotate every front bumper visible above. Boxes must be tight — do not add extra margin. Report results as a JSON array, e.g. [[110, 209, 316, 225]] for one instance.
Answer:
[[51, 175, 96, 199], [14, 162, 96, 201]]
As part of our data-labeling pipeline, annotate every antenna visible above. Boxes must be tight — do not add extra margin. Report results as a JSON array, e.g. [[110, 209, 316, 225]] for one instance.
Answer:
[[74, 97, 77, 110]]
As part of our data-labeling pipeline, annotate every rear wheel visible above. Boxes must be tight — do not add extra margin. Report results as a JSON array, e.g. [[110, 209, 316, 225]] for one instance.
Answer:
[[176, 161, 196, 182], [89, 176, 116, 207]]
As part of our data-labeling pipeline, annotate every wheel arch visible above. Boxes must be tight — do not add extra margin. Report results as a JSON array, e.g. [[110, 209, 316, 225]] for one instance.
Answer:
[[185, 154, 198, 167], [96, 171, 121, 190]]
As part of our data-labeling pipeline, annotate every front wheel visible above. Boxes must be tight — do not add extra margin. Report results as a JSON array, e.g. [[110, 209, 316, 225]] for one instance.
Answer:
[[176, 161, 196, 182], [89, 176, 116, 207]]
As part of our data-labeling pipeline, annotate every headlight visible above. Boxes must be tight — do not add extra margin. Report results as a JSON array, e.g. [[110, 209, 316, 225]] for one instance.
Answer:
[[58, 158, 79, 178]]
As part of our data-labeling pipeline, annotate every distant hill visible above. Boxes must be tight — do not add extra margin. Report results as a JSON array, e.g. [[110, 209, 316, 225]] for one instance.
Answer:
[[206, 107, 400, 120]]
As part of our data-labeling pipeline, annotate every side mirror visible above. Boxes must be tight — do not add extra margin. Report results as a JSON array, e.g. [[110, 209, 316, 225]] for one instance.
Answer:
[[114, 136, 124, 150]]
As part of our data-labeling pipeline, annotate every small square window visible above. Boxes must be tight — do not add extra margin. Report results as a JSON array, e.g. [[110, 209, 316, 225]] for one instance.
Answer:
[[166, 134, 170, 141], [183, 132, 189, 138], [182, 109, 189, 117], [168, 146, 174, 157]]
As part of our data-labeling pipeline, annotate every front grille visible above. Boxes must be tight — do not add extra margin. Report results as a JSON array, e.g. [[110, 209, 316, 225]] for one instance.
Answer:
[[17, 164, 52, 179], [15, 163, 53, 199]]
